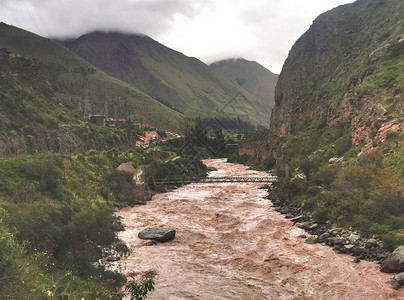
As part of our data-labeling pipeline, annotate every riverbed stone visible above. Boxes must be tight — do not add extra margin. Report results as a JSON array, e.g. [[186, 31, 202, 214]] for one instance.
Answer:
[[394, 273, 404, 286], [349, 234, 360, 243], [305, 237, 317, 244], [329, 237, 345, 246], [290, 215, 304, 222], [353, 257, 361, 263], [318, 232, 330, 242], [386, 279, 401, 290], [365, 238, 379, 248], [308, 224, 318, 230], [380, 246, 404, 273], [345, 244, 355, 250], [138, 227, 176, 242], [353, 246, 365, 256]]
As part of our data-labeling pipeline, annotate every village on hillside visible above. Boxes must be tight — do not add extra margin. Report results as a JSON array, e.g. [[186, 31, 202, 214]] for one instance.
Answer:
[[89, 114, 180, 147]]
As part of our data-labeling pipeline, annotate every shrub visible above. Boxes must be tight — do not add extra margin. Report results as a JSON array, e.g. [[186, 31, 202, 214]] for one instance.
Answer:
[[334, 136, 352, 156], [262, 156, 276, 170], [356, 82, 378, 97], [381, 229, 404, 250]]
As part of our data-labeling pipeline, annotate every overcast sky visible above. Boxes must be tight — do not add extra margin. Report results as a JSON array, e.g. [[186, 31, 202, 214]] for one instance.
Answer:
[[0, 0, 354, 73]]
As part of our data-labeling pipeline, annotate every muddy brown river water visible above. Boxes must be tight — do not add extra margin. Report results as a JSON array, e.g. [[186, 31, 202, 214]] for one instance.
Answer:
[[117, 159, 404, 299]]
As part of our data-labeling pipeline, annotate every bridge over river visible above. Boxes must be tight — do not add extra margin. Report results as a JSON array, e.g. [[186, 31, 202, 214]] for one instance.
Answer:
[[151, 175, 280, 185]]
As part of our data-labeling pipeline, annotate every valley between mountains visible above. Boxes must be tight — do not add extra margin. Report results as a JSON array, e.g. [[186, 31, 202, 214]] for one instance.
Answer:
[[0, 0, 403, 298]]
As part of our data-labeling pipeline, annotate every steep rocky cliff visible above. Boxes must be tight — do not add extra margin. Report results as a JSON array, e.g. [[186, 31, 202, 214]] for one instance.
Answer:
[[239, 0, 404, 250], [271, 0, 403, 143], [242, 0, 403, 161]]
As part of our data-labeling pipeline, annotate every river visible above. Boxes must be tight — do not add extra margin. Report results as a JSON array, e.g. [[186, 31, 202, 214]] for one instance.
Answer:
[[116, 159, 404, 299]]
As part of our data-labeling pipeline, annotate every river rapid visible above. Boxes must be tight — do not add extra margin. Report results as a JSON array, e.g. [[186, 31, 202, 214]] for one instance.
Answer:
[[117, 159, 404, 299]]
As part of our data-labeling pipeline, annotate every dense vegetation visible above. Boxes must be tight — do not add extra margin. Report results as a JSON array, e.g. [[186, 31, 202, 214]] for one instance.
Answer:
[[0, 141, 210, 298]]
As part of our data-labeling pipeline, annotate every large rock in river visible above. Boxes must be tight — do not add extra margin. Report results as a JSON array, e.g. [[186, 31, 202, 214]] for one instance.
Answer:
[[138, 227, 176, 242], [380, 246, 404, 273]]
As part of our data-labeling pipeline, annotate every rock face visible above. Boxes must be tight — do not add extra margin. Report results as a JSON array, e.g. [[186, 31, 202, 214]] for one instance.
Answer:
[[138, 227, 176, 242], [380, 246, 404, 273], [265, 0, 404, 152], [117, 163, 136, 175]]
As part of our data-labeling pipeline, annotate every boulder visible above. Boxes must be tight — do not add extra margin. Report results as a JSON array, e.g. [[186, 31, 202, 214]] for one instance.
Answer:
[[380, 246, 404, 273], [329, 157, 343, 164], [305, 237, 317, 244], [290, 215, 304, 222], [394, 273, 404, 286], [328, 237, 345, 246], [365, 238, 379, 249], [138, 227, 176, 243], [353, 246, 365, 256], [318, 233, 330, 242], [386, 279, 401, 290], [117, 162, 136, 175], [349, 234, 360, 244]]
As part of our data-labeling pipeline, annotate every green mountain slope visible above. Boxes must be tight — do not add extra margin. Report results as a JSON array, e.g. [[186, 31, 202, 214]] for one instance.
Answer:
[[0, 23, 191, 132], [0, 49, 146, 157], [57, 32, 270, 127], [210, 58, 278, 110], [240, 0, 404, 248]]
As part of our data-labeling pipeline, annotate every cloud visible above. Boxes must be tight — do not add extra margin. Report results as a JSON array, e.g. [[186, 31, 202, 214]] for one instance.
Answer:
[[0, 0, 354, 72], [1, 0, 202, 37]]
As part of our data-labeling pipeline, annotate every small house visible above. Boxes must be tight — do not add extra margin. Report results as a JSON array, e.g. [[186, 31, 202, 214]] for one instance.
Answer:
[[90, 115, 106, 126]]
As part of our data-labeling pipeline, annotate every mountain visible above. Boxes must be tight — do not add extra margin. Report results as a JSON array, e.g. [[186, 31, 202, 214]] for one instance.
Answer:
[[0, 23, 191, 133], [0, 48, 149, 156], [210, 58, 278, 110], [269, 0, 404, 141], [239, 0, 404, 248], [57, 32, 270, 127]]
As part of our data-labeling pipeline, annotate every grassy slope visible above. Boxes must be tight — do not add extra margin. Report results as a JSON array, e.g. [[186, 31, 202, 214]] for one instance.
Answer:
[[58, 32, 269, 127], [210, 58, 278, 109], [0, 23, 191, 132], [0, 50, 150, 157]]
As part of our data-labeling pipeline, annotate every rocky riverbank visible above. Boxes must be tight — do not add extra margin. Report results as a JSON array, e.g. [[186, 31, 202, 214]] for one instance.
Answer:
[[265, 185, 390, 264]]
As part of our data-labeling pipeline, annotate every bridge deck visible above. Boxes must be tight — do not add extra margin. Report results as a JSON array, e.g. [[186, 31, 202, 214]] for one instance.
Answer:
[[152, 176, 279, 185]]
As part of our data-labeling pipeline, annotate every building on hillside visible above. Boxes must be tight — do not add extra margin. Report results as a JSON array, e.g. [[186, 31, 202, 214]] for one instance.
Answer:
[[136, 136, 148, 147], [109, 118, 128, 127], [145, 131, 159, 140], [90, 115, 106, 126], [136, 131, 159, 147], [141, 123, 156, 130]]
